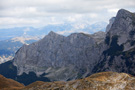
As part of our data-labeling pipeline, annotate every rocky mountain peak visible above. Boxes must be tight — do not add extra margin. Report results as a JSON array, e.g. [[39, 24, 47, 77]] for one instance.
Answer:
[[13, 30, 105, 80], [116, 9, 133, 18], [108, 9, 135, 33], [105, 9, 135, 47], [48, 31, 57, 36], [41, 31, 65, 43], [93, 9, 135, 76], [45, 31, 63, 39]]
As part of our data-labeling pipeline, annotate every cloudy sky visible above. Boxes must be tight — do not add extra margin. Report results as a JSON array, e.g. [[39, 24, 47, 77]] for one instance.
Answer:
[[0, 0, 135, 29]]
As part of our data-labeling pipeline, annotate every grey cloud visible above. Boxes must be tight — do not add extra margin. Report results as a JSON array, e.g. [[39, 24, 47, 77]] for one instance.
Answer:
[[1, 0, 135, 14], [0, 0, 135, 28]]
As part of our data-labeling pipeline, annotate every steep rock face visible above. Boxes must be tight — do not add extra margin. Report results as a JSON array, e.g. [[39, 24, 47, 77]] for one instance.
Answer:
[[22, 72, 135, 90], [107, 9, 135, 47], [12, 9, 135, 84], [13, 31, 105, 81], [106, 17, 115, 32], [92, 9, 135, 75]]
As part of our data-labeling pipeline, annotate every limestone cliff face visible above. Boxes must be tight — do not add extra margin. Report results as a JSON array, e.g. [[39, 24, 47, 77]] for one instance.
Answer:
[[13, 9, 135, 82], [22, 72, 135, 90], [13, 31, 105, 81], [93, 9, 135, 75], [107, 9, 135, 47]]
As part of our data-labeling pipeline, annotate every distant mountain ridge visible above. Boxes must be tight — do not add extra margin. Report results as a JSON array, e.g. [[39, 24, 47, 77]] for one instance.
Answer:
[[0, 36, 39, 64], [0, 22, 107, 41]]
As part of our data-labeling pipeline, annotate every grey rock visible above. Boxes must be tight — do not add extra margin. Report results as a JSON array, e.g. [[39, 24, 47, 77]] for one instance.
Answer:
[[106, 17, 115, 33], [13, 9, 135, 82], [92, 9, 135, 75], [13, 31, 105, 81]]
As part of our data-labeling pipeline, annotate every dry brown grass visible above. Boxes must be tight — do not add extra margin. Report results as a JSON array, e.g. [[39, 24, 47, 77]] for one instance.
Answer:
[[0, 75, 24, 90], [1, 72, 135, 90]]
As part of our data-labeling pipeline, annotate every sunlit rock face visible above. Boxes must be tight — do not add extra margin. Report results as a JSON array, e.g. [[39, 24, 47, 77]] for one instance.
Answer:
[[22, 72, 135, 90]]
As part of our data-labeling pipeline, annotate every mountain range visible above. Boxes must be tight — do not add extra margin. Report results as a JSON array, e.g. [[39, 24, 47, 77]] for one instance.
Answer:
[[0, 9, 135, 88], [0, 22, 107, 41], [0, 22, 107, 64]]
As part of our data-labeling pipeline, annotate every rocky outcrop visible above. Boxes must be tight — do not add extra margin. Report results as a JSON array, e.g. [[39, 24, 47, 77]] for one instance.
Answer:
[[92, 9, 135, 75], [106, 17, 115, 32], [22, 72, 135, 90], [13, 31, 105, 81]]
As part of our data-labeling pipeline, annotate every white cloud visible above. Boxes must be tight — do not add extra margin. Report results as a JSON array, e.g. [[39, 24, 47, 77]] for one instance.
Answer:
[[67, 17, 76, 22], [57, 30, 76, 35], [0, 0, 135, 28], [89, 13, 98, 18], [107, 8, 119, 13]]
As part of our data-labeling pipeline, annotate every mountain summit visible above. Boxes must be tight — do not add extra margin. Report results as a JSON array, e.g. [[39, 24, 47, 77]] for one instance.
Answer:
[[92, 9, 135, 75], [13, 30, 104, 81]]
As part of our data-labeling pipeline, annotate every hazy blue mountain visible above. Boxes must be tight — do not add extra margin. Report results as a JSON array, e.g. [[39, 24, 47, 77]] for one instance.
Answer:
[[0, 22, 107, 41], [0, 36, 39, 64]]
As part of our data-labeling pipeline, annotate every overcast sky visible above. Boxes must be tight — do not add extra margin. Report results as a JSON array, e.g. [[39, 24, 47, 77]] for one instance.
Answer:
[[0, 0, 135, 29]]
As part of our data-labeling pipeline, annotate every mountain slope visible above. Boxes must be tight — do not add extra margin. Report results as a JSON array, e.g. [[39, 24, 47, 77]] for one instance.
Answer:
[[22, 72, 135, 90], [92, 9, 135, 75], [13, 31, 105, 81], [0, 74, 24, 90], [0, 22, 107, 41]]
